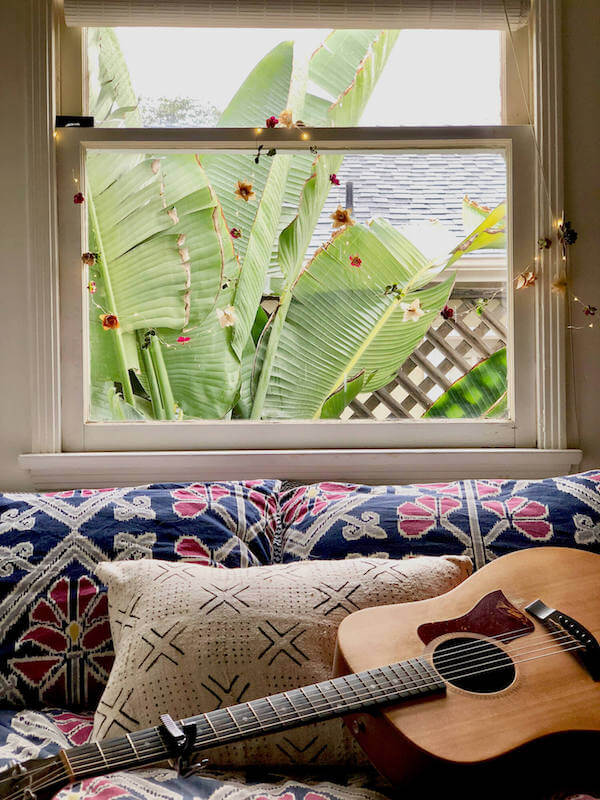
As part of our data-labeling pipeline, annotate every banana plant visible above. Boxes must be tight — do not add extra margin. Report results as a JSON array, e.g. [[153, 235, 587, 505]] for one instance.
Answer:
[[86, 28, 506, 423], [424, 348, 508, 419], [87, 27, 399, 420]]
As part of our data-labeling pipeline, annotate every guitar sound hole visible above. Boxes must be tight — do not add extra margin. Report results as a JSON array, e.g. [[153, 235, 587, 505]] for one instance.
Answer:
[[432, 636, 515, 694]]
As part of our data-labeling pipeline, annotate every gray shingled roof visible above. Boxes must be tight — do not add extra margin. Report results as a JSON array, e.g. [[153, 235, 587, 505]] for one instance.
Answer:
[[308, 150, 507, 260]]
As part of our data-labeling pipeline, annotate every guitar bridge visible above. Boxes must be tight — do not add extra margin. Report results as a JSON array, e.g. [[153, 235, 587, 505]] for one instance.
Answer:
[[525, 599, 600, 681]]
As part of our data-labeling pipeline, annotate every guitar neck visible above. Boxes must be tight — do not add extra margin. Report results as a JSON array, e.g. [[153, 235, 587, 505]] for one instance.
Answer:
[[61, 657, 444, 780]]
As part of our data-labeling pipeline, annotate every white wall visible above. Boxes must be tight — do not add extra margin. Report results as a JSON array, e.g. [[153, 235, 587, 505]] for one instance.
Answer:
[[0, 1, 34, 489], [0, 0, 598, 490]]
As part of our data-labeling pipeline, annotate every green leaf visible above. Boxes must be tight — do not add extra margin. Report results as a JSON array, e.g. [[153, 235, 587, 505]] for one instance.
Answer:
[[320, 371, 366, 419], [89, 381, 149, 421], [445, 201, 507, 268], [424, 347, 507, 419], [462, 195, 507, 250], [261, 223, 455, 419]]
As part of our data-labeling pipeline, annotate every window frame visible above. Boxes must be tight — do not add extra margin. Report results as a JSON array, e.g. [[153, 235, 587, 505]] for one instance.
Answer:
[[56, 124, 535, 451], [21, 4, 581, 488]]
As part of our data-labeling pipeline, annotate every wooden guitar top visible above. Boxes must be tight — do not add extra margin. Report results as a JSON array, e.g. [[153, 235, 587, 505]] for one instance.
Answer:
[[335, 547, 600, 768]]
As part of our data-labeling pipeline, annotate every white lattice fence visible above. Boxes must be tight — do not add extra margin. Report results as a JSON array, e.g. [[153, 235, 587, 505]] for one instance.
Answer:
[[342, 291, 507, 420]]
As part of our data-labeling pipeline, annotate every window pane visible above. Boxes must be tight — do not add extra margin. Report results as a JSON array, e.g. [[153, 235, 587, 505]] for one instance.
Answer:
[[84, 147, 508, 423], [87, 28, 501, 128]]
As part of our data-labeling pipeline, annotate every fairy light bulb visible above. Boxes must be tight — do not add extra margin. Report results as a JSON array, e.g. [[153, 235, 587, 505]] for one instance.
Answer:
[[301, 132, 309, 140], [255, 127, 263, 134]]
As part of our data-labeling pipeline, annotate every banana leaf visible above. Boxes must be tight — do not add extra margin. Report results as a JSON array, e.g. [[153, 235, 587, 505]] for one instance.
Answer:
[[261, 223, 455, 419], [424, 347, 507, 419], [320, 371, 367, 419]]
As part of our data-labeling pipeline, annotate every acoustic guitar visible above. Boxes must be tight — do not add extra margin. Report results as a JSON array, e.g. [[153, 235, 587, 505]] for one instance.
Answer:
[[1, 547, 598, 800]]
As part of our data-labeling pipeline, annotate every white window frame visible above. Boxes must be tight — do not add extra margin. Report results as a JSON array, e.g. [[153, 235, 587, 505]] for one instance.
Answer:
[[56, 126, 535, 453], [20, 0, 582, 487]]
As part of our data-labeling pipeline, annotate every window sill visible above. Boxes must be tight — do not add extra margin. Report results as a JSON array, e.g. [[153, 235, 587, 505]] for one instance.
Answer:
[[19, 449, 583, 491]]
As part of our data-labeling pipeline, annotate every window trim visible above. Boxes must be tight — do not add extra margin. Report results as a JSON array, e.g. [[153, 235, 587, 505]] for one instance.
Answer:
[[22, 1, 577, 488], [56, 126, 535, 451]]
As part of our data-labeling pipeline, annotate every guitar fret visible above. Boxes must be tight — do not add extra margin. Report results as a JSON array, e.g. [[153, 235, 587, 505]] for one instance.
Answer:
[[387, 662, 420, 696], [225, 706, 243, 733], [95, 742, 109, 768], [265, 696, 282, 722], [126, 733, 141, 760]]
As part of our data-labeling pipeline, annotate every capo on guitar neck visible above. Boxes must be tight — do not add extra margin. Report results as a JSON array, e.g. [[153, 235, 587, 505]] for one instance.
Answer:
[[158, 714, 205, 777]]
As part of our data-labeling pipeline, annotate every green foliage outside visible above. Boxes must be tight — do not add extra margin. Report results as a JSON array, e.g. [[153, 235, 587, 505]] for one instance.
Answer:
[[86, 28, 507, 422]]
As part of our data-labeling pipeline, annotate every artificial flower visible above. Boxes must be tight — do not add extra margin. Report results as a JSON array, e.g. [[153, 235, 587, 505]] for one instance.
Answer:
[[441, 305, 454, 320], [400, 298, 425, 322], [81, 252, 97, 266], [216, 305, 237, 328], [551, 276, 568, 296], [515, 270, 537, 289], [235, 180, 255, 202], [329, 173, 340, 186], [538, 237, 552, 250], [87, 281, 96, 294], [73, 192, 85, 204], [230, 227, 242, 239], [558, 220, 578, 245], [583, 305, 598, 316], [99, 314, 119, 330], [349, 255, 362, 268], [330, 206, 355, 229], [265, 116, 279, 128], [278, 109, 293, 128], [177, 336, 191, 343]]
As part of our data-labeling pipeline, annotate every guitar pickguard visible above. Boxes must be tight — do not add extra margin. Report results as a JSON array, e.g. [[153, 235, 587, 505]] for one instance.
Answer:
[[417, 590, 534, 645]]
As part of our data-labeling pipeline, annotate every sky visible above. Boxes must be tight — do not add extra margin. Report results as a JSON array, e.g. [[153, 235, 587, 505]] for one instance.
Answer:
[[111, 28, 502, 126]]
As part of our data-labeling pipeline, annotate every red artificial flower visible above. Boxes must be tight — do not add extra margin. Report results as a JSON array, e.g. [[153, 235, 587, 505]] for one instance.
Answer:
[[87, 281, 96, 294], [441, 305, 454, 320], [329, 173, 340, 186], [265, 115, 279, 128], [230, 227, 242, 239], [177, 336, 191, 343], [583, 305, 598, 316], [99, 314, 119, 330], [73, 192, 85, 204], [349, 254, 362, 268]]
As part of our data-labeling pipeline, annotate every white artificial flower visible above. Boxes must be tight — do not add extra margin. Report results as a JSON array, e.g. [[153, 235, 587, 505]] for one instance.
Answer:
[[400, 298, 425, 322], [216, 305, 237, 328]]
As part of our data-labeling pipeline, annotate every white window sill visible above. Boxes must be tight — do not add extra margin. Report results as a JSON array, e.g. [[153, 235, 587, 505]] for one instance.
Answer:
[[19, 449, 583, 491]]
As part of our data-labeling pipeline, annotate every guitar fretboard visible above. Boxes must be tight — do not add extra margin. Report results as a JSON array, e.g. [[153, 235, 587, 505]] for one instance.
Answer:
[[63, 657, 443, 779]]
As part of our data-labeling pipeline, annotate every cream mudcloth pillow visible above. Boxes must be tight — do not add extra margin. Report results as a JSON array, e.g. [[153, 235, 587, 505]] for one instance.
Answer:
[[94, 555, 472, 766]]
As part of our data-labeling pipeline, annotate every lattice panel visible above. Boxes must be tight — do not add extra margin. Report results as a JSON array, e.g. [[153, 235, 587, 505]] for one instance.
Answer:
[[342, 294, 507, 420]]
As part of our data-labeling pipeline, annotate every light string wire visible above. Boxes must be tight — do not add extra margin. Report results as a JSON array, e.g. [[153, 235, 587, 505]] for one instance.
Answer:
[[502, 0, 585, 445], [41, 626, 589, 776], [6, 633, 588, 800]]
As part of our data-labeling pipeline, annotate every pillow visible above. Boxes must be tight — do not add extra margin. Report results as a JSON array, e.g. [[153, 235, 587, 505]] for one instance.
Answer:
[[93, 554, 472, 767], [0, 480, 280, 710], [278, 472, 600, 568]]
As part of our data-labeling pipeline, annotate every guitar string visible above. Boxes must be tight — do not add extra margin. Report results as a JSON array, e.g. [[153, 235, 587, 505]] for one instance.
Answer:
[[9, 639, 587, 800], [62, 632, 585, 773], [10, 626, 591, 789], [18, 624, 585, 791], [61, 627, 585, 770]]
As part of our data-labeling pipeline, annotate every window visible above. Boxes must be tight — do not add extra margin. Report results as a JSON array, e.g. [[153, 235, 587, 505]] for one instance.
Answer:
[[54, 3, 543, 458]]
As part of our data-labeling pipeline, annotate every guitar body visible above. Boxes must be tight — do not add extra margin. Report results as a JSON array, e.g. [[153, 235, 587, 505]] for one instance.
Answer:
[[335, 547, 600, 794]]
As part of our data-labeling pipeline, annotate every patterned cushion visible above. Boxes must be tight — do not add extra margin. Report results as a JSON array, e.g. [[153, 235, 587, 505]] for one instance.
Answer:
[[0, 480, 280, 710], [278, 473, 600, 568], [93, 555, 471, 766]]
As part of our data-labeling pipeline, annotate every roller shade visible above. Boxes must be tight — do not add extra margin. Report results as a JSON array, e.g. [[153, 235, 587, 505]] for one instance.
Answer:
[[63, 0, 531, 29]]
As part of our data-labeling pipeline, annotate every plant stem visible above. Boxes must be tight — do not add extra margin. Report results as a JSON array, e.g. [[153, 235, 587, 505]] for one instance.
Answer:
[[150, 335, 176, 420], [137, 331, 165, 420], [88, 190, 135, 405]]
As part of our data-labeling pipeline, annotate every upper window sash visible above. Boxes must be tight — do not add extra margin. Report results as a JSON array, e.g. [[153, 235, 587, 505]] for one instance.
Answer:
[[56, 125, 536, 452]]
